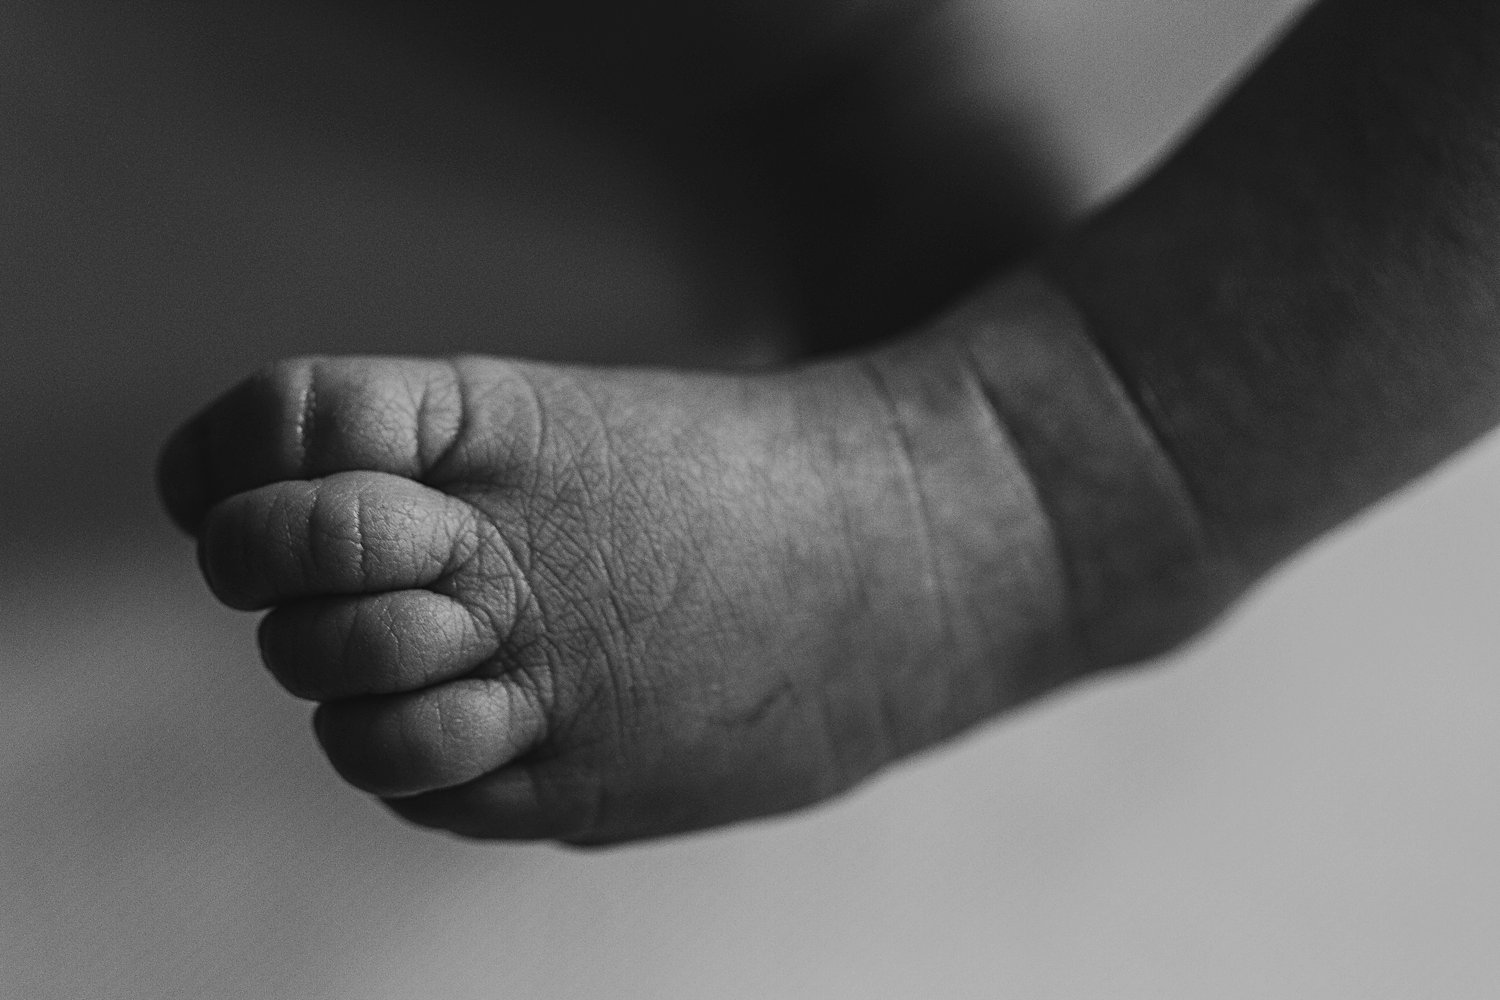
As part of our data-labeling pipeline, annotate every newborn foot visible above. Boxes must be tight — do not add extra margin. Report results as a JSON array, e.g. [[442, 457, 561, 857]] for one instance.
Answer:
[[158, 275, 1227, 844]]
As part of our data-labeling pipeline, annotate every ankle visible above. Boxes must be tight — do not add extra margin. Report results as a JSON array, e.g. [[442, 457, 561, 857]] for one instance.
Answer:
[[775, 328, 1072, 737], [858, 271, 1245, 691]]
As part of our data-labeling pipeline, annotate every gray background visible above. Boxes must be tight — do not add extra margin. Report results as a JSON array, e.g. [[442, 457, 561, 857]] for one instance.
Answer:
[[7, 0, 1500, 996]]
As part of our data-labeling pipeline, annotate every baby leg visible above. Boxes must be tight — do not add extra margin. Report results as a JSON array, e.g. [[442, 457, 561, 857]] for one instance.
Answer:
[[158, 273, 1223, 843]]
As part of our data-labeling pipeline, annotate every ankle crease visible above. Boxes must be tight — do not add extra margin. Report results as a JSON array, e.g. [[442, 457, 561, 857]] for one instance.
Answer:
[[944, 269, 1243, 669]]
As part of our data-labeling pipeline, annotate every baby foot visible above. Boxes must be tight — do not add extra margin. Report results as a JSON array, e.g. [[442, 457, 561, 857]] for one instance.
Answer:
[[158, 275, 1230, 844]]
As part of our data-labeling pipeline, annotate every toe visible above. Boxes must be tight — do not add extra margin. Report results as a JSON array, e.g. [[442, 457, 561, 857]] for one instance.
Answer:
[[158, 356, 469, 534], [381, 767, 565, 841], [313, 675, 548, 798], [198, 470, 503, 610], [383, 763, 645, 845], [257, 590, 505, 701]]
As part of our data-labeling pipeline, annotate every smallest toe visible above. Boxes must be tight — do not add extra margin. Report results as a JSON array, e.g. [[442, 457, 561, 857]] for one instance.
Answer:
[[313, 675, 549, 798], [382, 762, 611, 842]]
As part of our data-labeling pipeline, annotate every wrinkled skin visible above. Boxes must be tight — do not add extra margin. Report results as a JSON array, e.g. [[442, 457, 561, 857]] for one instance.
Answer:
[[159, 337, 1098, 842]]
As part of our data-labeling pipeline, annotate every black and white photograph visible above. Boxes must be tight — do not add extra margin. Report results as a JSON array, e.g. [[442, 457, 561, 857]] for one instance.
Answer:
[[4, 0, 1499, 996]]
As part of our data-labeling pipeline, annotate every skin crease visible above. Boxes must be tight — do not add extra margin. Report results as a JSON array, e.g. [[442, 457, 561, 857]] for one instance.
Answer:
[[161, 0, 1500, 844]]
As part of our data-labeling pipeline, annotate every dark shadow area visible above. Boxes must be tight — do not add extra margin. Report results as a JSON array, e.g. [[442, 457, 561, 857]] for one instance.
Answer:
[[309, 0, 1072, 350], [0, 0, 1069, 549]]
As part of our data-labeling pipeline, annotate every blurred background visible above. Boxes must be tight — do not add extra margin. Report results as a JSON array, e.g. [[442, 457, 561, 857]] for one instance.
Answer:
[[6, 0, 1500, 996]]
